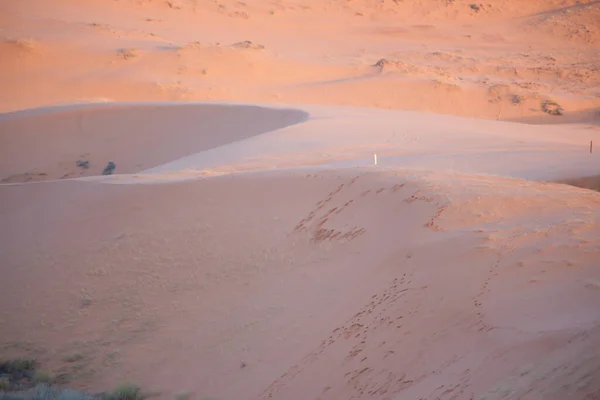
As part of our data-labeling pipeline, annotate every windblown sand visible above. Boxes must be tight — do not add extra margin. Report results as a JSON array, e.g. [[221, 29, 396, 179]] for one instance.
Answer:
[[1, 1, 599, 399]]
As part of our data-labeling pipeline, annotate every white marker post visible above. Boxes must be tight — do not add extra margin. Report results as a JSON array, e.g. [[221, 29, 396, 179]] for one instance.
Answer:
[[374, 153, 378, 166]]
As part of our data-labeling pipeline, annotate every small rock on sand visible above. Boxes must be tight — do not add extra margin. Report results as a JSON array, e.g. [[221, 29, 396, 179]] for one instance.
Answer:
[[102, 161, 116, 175]]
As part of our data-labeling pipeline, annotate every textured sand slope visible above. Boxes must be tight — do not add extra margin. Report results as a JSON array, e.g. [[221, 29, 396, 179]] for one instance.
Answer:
[[1, 169, 599, 400]]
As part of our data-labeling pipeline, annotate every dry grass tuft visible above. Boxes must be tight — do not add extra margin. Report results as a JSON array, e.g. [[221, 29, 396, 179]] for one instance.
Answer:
[[541, 100, 564, 116]]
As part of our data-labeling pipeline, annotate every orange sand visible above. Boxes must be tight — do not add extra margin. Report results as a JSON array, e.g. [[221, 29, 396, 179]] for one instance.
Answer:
[[1, 1, 599, 399]]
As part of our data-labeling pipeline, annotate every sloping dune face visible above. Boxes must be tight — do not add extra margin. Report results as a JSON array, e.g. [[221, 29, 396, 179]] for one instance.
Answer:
[[0, 103, 307, 182], [1, 170, 599, 399]]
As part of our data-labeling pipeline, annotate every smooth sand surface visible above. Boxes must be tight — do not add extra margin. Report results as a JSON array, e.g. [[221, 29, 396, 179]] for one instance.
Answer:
[[0, 103, 307, 182], [1, 1, 600, 399]]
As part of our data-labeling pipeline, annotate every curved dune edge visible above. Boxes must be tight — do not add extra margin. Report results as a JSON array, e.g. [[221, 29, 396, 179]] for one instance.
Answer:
[[1, 103, 599, 400], [0, 101, 309, 184], [1, 101, 599, 187]]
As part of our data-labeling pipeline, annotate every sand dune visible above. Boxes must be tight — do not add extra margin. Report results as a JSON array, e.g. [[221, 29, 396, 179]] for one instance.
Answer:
[[2, 102, 597, 184], [1, 101, 599, 400], [1, 165, 599, 399], [2, 0, 599, 118], [0, 103, 307, 182], [1, 0, 600, 399]]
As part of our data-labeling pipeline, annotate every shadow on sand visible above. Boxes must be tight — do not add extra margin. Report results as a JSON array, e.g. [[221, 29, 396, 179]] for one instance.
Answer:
[[557, 174, 600, 192]]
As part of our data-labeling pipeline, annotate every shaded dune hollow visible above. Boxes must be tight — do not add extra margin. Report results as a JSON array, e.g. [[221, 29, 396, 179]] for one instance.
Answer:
[[0, 103, 309, 183], [559, 174, 600, 192]]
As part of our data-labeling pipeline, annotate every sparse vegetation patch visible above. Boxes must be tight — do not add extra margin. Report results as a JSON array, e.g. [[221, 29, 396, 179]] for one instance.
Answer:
[[0, 358, 148, 400], [541, 100, 564, 116]]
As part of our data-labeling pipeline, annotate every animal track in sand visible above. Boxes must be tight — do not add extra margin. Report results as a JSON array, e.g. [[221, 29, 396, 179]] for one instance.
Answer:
[[426, 205, 447, 231], [294, 176, 366, 242], [295, 177, 436, 241], [270, 180, 456, 395], [261, 267, 416, 399], [471, 249, 503, 332], [402, 189, 449, 231], [403, 190, 436, 203]]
